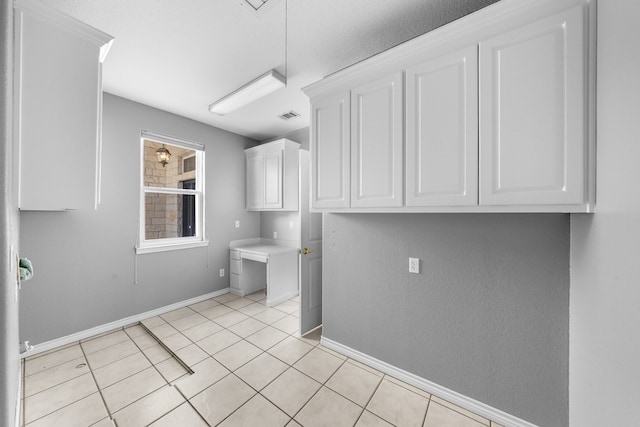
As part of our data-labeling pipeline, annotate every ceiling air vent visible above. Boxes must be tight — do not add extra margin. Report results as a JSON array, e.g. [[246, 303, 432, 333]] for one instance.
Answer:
[[279, 110, 301, 120]]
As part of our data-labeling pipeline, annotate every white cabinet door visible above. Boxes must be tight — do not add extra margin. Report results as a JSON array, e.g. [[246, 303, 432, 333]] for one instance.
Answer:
[[263, 148, 283, 209], [351, 72, 404, 208], [479, 6, 587, 206], [311, 91, 350, 209], [406, 46, 478, 207], [14, 0, 112, 210], [245, 152, 263, 210]]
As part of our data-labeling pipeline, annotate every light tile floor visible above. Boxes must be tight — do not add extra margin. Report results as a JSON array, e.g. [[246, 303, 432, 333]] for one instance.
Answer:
[[21, 291, 506, 427]]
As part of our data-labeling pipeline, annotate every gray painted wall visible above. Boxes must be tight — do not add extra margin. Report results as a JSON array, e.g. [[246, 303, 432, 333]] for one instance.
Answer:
[[1, 0, 20, 425], [323, 213, 569, 427], [19, 93, 260, 344], [570, 1, 640, 425]]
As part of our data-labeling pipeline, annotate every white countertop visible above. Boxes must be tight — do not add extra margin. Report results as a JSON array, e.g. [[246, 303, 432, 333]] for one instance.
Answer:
[[229, 238, 299, 257]]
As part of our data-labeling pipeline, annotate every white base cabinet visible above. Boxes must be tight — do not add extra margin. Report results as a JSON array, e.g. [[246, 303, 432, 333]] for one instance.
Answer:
[[304, 0, 595, 213], [245, 139, 300, 211], [14, 0, 113, 210]]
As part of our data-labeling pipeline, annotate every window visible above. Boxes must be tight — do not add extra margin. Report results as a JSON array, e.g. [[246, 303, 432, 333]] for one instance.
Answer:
[[136, 131, 207, 254]]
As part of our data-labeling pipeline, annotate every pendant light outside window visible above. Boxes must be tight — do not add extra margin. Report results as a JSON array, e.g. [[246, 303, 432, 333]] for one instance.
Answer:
[[156, 144, 171, 167]]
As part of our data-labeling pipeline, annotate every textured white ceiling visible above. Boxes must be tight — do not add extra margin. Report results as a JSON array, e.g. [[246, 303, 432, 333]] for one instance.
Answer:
[[41, 0, 499, 141]]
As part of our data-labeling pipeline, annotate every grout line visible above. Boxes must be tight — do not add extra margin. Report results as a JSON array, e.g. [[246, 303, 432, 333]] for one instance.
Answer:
[[138, 322, 194, 375], [79, 331, 117, 420]]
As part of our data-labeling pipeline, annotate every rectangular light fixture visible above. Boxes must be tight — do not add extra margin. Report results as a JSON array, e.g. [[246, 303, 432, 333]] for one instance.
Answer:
[[209, 69, 286, 116]]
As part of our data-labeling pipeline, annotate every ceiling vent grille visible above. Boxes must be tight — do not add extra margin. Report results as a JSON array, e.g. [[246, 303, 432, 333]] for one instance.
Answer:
[[279, 110, 301, 120]]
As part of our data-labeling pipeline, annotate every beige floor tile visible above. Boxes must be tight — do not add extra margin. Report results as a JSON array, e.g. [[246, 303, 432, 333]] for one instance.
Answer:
[[219, 394, 290, 427], [91, 417, 116, 427], [197, 329, 242, 356], [149, 323, 179, 340], [366, 379, 429, 427], [101, 367, 166, 413], [25, 344, 84, 376], [214, 340, 263, 371], [161, 332, 192, 352], [245, 290, 266, 301], [238, 302, 269, 316], [175, 344, 209, 368], [93, 352, 151, 389], [124, 324, 147, 339], [214, 311, 250, 328], [85, 339, 140, 370], [268, 336, 314, 365], [235, 353, 288, 391], [491, 421, 506, 427], [252, 308, 288, 325], [246, 326, 289, 350], [130, 331, 160, 350], [272, 315, 299, 334], [274, 300, 299, 315], [346, 359, 384, 378], [156, 357, 190, 383], [355, 410, 394, 427], [149, 402, 208, 427], [214, 292, 240, 303], [143, 344, 172, 365], [326, 361, 383, 407], [24, 373, 98, 424], [168, 312, 208, 332], [160, 307, 196, 323], [189, 298, 220, 313], [141, 316, 167, 329], [199, 304, 234, 320], [293, 347, 344, 383], [112, 385, 185, 427], [228, 317, 268, 338], [295, 386, 363, 427], [424, 401, 487, 427], [24, 356, 89, 397], [182, 320, 223, 342], [261, 367, 322, 417], [430, 396, 490, 426], [317, 345, 347, 361], [190, 374, 255, 426], [384, 375, 431, 399], [225, 297, 255, 310], [174, 357, 230, 399], [27, 392, 108, 427], [287, 420, 302, 427], [81, 330, 129, 355]]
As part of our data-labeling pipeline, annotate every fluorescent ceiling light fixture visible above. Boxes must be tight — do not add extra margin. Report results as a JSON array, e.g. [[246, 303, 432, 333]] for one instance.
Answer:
[[209, 69, 286, 116]]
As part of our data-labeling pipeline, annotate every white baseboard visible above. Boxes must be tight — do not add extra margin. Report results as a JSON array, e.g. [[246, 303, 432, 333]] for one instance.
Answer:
[[21, 287, 231, 359], [320, 336, 538, 427]]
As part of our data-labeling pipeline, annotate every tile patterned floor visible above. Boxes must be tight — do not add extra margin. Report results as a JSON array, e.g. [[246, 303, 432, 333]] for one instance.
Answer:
[[21, 291, 506, 427]]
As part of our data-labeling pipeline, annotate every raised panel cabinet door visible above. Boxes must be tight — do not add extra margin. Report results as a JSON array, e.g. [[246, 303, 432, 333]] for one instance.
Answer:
[[406, 45, 478, 207], [351, 72, 404, 208], [263, 148, 283, 209], [311, 91, 350, 209], [245, 153, 264, 210], [479, 6, 587, 206]]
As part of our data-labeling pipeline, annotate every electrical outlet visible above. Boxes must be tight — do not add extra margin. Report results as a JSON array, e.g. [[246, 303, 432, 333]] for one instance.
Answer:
[[235, 220, 240, 228], [409, 257, 420, 274], [219, 268, 225, 277], [273, 231, 278, 239]]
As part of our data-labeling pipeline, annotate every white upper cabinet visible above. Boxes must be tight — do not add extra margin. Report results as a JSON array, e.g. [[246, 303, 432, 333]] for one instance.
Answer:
[[406, 46, 478, 207], [479, 6, 588, 206], [351, 72, 404, 208], [310, 91, 350, 209], [245, 139, 300, 211], [303, 0, 595, 213], [14, 0, 113, 210]]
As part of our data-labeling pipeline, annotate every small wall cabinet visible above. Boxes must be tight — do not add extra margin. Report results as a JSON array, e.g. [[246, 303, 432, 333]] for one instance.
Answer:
[[14, 0, 113, 210], [303, 0, 595, 213], [245, 139, 300, 211]]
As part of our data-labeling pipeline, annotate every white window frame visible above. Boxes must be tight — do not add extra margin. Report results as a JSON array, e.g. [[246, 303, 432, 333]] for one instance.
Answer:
[[136, 130, 208, 254]]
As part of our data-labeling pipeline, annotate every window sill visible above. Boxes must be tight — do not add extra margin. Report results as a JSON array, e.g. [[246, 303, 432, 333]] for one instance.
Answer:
[[136, 240, 209, 255]]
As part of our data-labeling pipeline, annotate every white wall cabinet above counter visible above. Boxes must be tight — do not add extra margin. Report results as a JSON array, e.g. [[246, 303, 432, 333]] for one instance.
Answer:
[[14, 0, 113, 211], [245, 139, 300, 211], [303, 0, 596, 213]]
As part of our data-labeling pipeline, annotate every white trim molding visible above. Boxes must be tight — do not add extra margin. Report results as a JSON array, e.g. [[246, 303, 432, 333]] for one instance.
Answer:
[[21, 288, 231, 359], [321, 336, 538, 427]]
